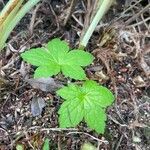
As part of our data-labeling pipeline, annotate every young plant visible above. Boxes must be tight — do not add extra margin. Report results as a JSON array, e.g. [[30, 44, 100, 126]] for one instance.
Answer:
[[21, 38, 94, 80], [57, 80, 114, 133], [0, 0, 41, 51], [21, 38, 114, 134]]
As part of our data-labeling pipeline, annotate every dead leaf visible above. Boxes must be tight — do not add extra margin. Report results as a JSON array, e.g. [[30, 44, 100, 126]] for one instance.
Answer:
[[26, 77, 62, 92], [133, 76, 146, 87], [140, 56, 150, 77], [31, 97, 46, 117], [0, 77, 8, 88], [30, 133, 43, 149], [95, 70, 109, 82]]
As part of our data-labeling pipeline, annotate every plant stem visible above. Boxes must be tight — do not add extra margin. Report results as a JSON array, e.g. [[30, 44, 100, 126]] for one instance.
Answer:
[[0, 0, 41, 51], [79, 0, 114, 48], [0, 0, 22, 25], [0, 0, 24, 43]]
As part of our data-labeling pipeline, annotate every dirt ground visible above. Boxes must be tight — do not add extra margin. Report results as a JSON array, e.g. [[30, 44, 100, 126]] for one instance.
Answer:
[[0, 0, 150, 149]]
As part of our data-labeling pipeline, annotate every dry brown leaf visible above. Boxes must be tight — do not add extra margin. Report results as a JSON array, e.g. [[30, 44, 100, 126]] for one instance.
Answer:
[[31, 97, 45, 117], [26, 77, 63, 92]]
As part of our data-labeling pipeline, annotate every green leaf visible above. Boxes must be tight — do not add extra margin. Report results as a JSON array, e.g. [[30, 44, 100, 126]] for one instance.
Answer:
[[34, 65, 60, 78], [58, 99, 84, 127], [61, 65, 86, 80], [21, 48, 54, 66], [82, 80, 114, 108], [42, 138, 50, 150], [57, 84, 81, 100], [47, 38, 69, 59], [65, 50, 94, 66], [57, 80, 114, 133], [84, 107, 106, 133], [21, 38, 94, 80]]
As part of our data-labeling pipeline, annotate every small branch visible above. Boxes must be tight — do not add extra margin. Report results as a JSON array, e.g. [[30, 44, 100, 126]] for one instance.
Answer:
[[125, 3, 150, 25], [63, 0, 78, 26], [29, 3, 42, 35], [28, 126, 78, 132], [67, 131, 109, 144], [0, 0, 41, 51], [115, 134, 124, 150], [126, 17, 150, 28], [118, 0, 143, 20], [0, 0, 23, 25]]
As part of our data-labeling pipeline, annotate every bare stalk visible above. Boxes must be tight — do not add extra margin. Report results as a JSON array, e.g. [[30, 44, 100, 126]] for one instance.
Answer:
[[79, 0, 114, 48], [0, 0, 41, 51]]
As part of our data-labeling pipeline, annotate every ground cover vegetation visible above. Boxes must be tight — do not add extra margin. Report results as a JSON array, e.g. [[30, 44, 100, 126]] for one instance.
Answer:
[[0, 0, 149, 149]]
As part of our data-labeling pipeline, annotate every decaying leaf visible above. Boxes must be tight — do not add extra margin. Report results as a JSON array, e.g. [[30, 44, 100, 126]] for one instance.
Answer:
[[140, 56, 150, 77], [26, 77, 62, 92], [0, 77, 8, 88], [95, 70, 109, 82], [31, 97, 46, 117], [133, 76, 146, 87]]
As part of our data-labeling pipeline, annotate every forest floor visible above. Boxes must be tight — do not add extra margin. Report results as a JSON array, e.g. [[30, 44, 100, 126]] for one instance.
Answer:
[[0, 0, 150, 149]]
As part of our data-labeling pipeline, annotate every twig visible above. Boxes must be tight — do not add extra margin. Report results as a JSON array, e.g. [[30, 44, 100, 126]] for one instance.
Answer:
[[108, 115, 128, 127], [141, 13, 149, 29], [28, 126, 78, 132], [0, 127, 13, 146], [57, 136, 61, 150], [126, 17, 150, 28], [29, 3, 42, 35], [80, 0, 93, 41], [115, 134, 124, 150], [72, 14, 83, 27], [49, 4, 59, 29], [67, 131, 109, 144], [63, 0, 79, 26], [125, 3, 150, 25], [120, 0, 143, 17]]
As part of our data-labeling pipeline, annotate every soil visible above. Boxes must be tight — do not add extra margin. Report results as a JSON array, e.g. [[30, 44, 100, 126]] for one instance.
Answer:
[[0, 0, 149, 150]]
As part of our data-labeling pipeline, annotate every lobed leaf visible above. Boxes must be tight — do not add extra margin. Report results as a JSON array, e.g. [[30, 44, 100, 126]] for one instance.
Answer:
[[21, 38, 94, 80], [57, 80, 114, 133]]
